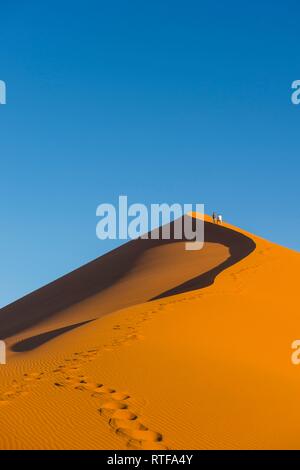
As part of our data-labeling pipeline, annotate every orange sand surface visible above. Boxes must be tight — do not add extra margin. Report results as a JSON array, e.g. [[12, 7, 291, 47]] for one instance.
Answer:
[[0, 215, 299, 449]]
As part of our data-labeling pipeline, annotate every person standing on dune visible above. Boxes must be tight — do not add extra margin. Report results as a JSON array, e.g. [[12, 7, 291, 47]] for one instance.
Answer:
[[212, 212, 217, 223], [217, 214, 223, 224]]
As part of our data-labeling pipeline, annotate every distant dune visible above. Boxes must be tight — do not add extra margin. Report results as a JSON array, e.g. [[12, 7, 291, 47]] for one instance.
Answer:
[[0, 214, 299, 449]]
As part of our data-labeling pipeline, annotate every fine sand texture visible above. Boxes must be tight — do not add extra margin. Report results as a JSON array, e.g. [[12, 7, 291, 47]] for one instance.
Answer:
[[0, 214, 299, 449]]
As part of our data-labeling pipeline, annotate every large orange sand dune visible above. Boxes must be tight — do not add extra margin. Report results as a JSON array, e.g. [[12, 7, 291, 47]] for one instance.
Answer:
[[0, 215, 299, 449]]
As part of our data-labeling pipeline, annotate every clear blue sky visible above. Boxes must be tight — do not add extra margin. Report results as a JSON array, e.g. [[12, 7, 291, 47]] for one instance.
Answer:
[[0, 0, 299, 307]]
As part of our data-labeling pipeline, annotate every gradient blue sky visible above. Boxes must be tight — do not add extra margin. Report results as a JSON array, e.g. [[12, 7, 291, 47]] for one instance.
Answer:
[[0, 0, 299, 307]]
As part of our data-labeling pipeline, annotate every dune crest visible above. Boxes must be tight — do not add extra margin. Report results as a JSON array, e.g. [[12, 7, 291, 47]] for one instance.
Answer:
[[0, 216, 254, 351], [0, 215, 299, 450]]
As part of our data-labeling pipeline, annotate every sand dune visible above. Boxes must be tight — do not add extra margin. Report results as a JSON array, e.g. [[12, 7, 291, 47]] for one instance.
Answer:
[[0, 216, 254, 352], [0, 214, 299, 449]]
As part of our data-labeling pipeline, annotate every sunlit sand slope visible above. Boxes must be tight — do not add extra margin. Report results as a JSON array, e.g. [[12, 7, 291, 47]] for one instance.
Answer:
[[0, 215, 299, 449]]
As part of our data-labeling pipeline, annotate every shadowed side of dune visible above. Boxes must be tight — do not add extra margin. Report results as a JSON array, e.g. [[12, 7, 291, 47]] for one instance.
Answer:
[[0, 217, 256, 341], [152, 221, 256, 300], [0, 236, 148, 339], [11, 319, 94, 352]]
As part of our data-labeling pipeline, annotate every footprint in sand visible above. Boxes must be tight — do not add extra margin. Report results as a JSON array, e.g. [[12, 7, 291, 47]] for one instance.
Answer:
[[99, 396, 168, 450], [23, 372, 44, 382], [52, 351, 168, 450], [0, 372, 44, 406], [120, 333, 145, 346]]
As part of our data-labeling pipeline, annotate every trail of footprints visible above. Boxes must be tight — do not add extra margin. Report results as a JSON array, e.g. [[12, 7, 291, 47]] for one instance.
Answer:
[[53, 349, 168, 449], [0, 297, 201, 410], [0, 310, 149, 406], [0, 305, 171, 448]]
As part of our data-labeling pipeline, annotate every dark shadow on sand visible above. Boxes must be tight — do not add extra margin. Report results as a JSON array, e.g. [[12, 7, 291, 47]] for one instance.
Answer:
[[151, 220, 256, 300], [11, 319, 94, 352], [0, 216, 256, 342]]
